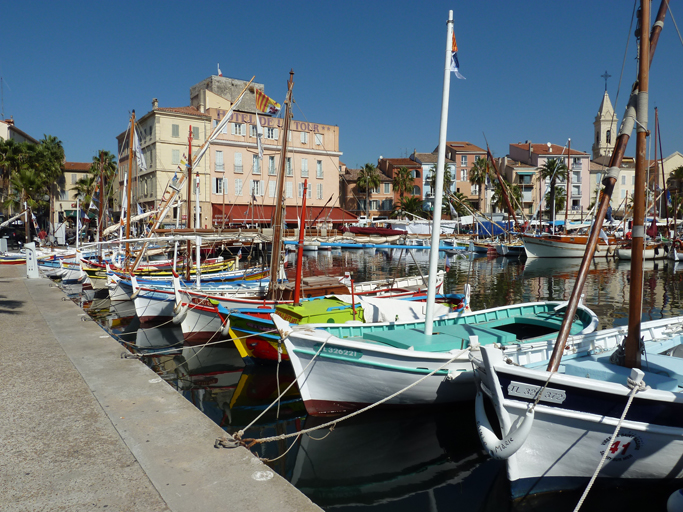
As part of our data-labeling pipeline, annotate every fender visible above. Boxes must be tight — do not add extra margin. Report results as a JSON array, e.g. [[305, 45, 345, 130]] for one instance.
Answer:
[[172, 303, 188, 324], [475, 391, 534, 460], [220, 316, 231, 337]]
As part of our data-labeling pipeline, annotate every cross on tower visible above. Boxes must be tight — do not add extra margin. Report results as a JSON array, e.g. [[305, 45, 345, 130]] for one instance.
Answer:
[[601, 70, 611, 92]]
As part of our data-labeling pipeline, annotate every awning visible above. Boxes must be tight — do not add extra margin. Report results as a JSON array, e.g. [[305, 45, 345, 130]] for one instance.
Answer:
[[212, 204, 357, 225], [516, 171, 536, 175]]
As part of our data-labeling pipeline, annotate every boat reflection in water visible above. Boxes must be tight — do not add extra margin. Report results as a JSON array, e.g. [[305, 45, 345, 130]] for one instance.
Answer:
[[285, 405, 503, 510]]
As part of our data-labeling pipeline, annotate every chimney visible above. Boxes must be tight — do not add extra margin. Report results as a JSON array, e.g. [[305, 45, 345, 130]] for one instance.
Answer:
[[152, 98, 158, 110], [528, 141, 533, 160]]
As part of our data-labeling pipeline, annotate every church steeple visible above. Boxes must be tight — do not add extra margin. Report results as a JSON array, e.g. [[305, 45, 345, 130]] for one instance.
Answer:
[[592, 90, 617, 164]]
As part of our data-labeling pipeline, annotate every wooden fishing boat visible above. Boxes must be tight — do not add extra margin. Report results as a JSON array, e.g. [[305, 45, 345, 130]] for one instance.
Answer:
[[276, 300, 598, 416]]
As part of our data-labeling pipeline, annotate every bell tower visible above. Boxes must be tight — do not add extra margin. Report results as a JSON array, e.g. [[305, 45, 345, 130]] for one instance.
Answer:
[[592, 75, 618, 165]]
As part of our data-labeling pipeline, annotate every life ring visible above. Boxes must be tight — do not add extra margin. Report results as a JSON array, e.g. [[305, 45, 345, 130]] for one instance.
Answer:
[[475, 391, 534, 460]]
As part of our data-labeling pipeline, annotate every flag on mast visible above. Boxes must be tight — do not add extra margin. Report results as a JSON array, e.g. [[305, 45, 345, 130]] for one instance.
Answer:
[[217, 63, 223, 77], [133, 128, 147, 171], [449, 33, 466, 79], [254, 89, 281, 115]]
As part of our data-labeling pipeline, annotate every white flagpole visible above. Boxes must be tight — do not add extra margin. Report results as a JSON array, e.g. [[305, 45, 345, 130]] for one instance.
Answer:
[[425, 11, 454, 336]]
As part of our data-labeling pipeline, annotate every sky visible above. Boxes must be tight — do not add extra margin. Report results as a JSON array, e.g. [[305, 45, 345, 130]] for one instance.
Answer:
[[2, 0, 683, 169]]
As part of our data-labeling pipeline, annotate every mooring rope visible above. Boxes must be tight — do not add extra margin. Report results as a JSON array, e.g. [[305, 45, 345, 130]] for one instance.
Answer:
[[227, 344, 471, 459], [573, 376, 649, 512]]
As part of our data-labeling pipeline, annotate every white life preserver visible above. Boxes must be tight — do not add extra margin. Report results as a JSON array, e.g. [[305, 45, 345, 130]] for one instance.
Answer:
[[475, 391, 534, 460]]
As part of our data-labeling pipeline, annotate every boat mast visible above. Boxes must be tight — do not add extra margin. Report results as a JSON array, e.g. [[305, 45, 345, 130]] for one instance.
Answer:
[[547, 0, 666, 372], [623, 0, 651, 369], [185, 126, 194, 281], [424, 11, 453, 335], [97, 150, 105, 260], [267, 70, 294, 300], [656, 110, 671, 236], [293, 178, 308, 305], [564, 139, 571, 229], [486, 144, 519, 234], [124, 111, 136, 269]]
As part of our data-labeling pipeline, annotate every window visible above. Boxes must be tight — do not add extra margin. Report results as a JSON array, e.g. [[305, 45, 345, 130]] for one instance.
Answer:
[[572, 185, 580, 197], [251, 180, 264, 197], [298, 183, 306, 198], [370, 200, 379, 211], [213, 177, 224, 195], [300, 132, 308, 144], [317, 183, 323, 199], [232, 123, 245, 136], [286, 157, 293, 176], [234, 153, 243, 173], [384, 183, 391, 194], [269, 181, 276, 198], [268, 156, 276, 175], [266, 127, 278, 140], [250, 125, 258, 137], [60, 190, 68, 200], [606, 130, 612, 144], [621, 189, 626, 199], [71, 174, 77, 184], [172, 149, 180, 165], [460, 155, 467, 166], [472, 184, 480, 195], [622, 175, 626, 185], [358, 199, 366, 211], [172, 124, 179, 138], [286, 181, 293, 198], [632, 176, 636, 185], [192, 126, 199, 140], [315, 133, 323, 146], [215, 151, 224, 172], [316, 160, 323, 178], [382, 199, 393, 211], [413, 185, 420, 196], [212, 120, 218, 129], [235, 178, 243, 196], [253, 154, 261, 175], [573, 171, 581, 184], [301, 158, 309, 177], [461, 169, 467, 181], [288, 130, 292, 142], [371, 186, 380, 194]]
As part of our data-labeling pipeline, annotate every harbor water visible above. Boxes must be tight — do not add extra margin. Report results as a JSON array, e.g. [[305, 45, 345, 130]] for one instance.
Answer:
[[68, 248, 683, 511]]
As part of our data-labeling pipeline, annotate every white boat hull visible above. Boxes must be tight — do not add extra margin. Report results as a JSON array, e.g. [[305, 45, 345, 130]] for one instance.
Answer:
[[471, 317, 683, 498], [522, 236, 612, 259]]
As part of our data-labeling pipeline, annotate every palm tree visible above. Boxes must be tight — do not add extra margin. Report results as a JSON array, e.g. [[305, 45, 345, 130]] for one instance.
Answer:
[[90, 150, 118, 210], [392, 166, 414, 199], [538, 158, 568, 220], [392, 196, 426, 219], [447, 191, 469, 217], [427, 163, 454, 197], [469, 157, 490, 212], [356, 163, 381, 217], [491, 178, 522, 213]]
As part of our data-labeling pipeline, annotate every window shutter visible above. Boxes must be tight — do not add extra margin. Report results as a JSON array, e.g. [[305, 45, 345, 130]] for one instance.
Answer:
[[269, 180, 276, 197], [286, 182, 293, 198], [274, 128, 279, 139]]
